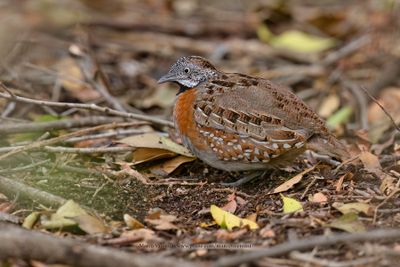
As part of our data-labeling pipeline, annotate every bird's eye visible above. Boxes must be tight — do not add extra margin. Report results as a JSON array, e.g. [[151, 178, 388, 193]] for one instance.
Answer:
[[184, 68, 190, 73]]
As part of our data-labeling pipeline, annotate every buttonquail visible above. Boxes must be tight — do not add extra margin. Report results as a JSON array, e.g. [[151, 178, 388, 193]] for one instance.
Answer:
[[158, 56, 349, 184]]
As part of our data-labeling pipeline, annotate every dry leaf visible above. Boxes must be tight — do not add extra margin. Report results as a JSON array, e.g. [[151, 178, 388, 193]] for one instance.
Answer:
[[119, 132, 194, 157], [272, 165, 317, 194], [214, 228, 248, 241], [259, 227, 276, 238], [56, 58, 100, 102], [71, 214, 108, 234], [124, 214, 145, 229], [145, 210, 179, 230], [328, 213, 365, 233], [132, 148, 177, 164], [332, 202, 374, 216], [149, 155, 195, 176], [359, 151, 382, 173], [311, 192, 328, 203], [318, 94, 340, 118]]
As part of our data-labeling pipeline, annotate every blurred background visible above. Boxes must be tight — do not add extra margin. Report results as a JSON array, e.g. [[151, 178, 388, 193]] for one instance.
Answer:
[[0, 0, 399, 141]]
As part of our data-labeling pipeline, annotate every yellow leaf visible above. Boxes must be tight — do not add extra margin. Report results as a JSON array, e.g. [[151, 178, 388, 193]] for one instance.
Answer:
[[281, 194, 303, 213], [210, 205, 258, 231], [271, 30, 336, 53], [272, 165, 317, 194]]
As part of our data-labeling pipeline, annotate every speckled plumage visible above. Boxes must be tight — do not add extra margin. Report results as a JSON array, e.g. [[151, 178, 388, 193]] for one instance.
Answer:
[[159, 56, 348, 172]]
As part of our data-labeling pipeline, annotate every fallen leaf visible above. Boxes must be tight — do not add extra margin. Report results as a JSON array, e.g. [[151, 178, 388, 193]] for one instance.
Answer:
[[359, 151, 382, 173], [132, 148, 177, 164], [326, 106, 353, 129], [210, 205, 259, 231], [328, 213, 365, 233], [149, 155, 195, 176], [311, 192, 328, 203], [221, 193, 238, 213], [257, 24, 336, 53], [145, 210, 178, 230], [281, 194, 303, 214], [119, 132, 194, 157], [41, 200, 107, 233], [332, 202, 374, 216], [259, 226, 276, 238], [214, 228, 248, 241], [57, 58, 100, 102], [71, 214, 108, 234], [22, 212, 41, 229], [124, 214, 145, 229], [318, 94, 340, 118], [272, 165, 317, 194]]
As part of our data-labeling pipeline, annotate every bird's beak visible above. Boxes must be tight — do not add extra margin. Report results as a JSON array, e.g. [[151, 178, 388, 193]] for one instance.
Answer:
[[157, 73, 176, 84]]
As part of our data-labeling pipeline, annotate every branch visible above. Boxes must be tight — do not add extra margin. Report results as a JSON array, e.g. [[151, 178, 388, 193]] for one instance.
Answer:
[[0, 116, 128, 134], [0, 222, 201, 267], [0, 175, 66, 207], [0, 122, 137, 161], [0, 91, 174, 128], [213, 229, 400, 267]]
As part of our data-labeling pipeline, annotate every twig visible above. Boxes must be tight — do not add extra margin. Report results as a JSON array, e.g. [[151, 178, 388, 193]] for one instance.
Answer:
[[78, 54, 127, 112], [322, 35, 370, 66], [65, 128, 145, 143], [43, 146, 135, 154], [0, 82, 15, 98], [0, 116, 128, 134], [360, 86, 400, 133], [213, 229, 400, 267], [0, 122, 137, 161], [290, 251, 380, 267], [0, 212, 20, 224], [373, 188, 400, 224], [0, 159, 51, 174], [0, 222, 200, 267], [0, 175, 66, 207], [341, 79, 369, 130], [0, 92, 174, 127]]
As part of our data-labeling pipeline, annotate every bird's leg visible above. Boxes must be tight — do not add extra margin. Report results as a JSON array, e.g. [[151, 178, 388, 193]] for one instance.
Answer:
[[221, 171, 266, 187]]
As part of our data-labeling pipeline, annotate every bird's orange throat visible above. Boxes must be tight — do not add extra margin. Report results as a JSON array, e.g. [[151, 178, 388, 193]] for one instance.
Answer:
[[174, 88, 205, 150]]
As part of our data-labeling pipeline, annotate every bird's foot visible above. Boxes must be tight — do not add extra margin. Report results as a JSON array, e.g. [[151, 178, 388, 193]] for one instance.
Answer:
[[221, 171, 266, 187]]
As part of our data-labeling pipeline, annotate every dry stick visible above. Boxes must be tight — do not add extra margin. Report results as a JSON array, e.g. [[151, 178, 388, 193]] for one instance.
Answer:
[[0, 116, 127, 134], [44, 146, 135, 154], [0, 92, 174, 128], [360, 86, 400, 133], [0, 222, 201, 267], [289, 251, 380, 267], [0, 122, 137, 161], [0, 175, 66, 207], [213, 229, 400, 267]]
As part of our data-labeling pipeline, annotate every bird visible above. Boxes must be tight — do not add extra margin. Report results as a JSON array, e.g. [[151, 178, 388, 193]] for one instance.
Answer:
[[158, 56, 349, 185]]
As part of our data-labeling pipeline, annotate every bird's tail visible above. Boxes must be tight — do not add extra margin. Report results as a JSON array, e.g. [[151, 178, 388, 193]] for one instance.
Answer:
[[306, 134, 349, 160]]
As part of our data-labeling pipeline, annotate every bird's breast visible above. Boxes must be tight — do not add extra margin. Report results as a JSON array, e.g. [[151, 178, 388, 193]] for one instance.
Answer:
[[174, 88, 207, 151]]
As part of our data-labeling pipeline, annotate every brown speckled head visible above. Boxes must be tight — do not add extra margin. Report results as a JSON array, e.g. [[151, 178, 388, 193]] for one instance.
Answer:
[[158, 56, 219, 89]]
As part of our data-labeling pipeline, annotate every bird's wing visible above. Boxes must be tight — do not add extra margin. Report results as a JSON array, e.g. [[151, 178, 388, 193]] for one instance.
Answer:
[[193, 75, 328, 159]]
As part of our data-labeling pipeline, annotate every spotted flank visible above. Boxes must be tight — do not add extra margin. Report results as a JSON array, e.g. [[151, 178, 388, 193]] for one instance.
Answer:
[[198, 127, 303, 162]]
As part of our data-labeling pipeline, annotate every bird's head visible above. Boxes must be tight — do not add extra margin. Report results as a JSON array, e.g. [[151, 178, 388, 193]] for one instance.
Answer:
[[158, 56, 218, 91]]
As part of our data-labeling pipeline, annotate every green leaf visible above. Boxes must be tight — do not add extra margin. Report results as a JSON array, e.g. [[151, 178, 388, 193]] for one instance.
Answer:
[[281, 194, 303, 213], [326, 106, 353, 129], [328, 213, 366, 233]]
